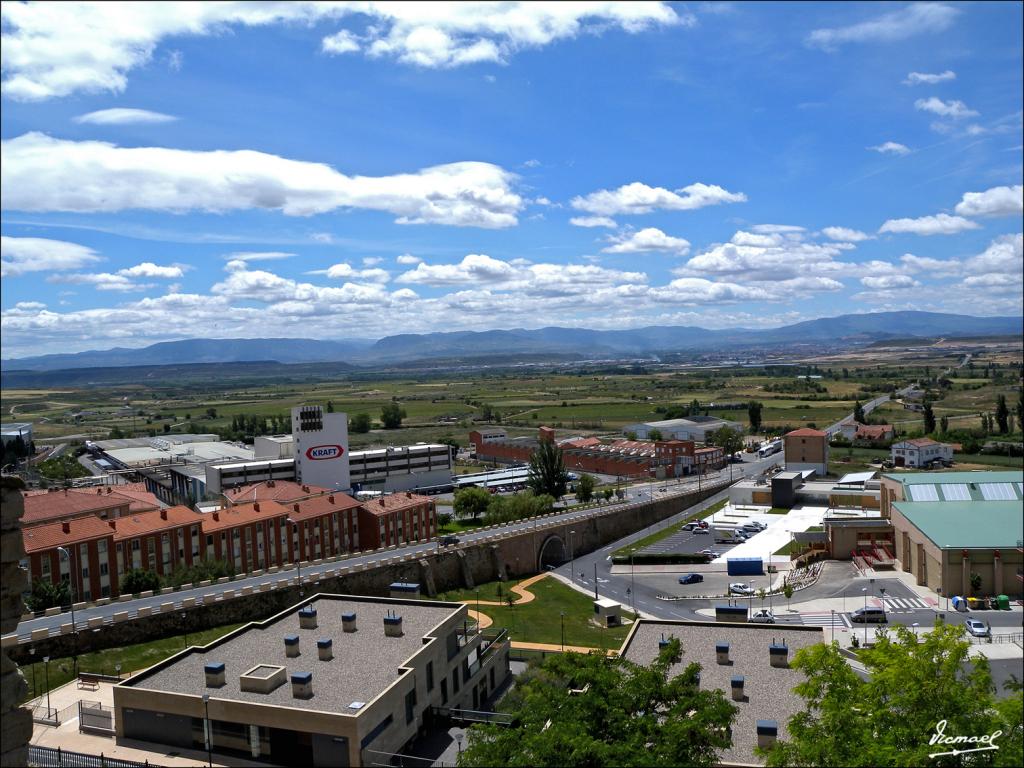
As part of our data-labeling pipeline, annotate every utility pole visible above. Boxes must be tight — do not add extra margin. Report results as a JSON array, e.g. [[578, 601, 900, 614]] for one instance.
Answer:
[[593, 563, 598, 600]]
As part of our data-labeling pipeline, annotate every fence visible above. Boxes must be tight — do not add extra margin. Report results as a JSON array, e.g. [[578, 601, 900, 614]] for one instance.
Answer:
[[79, 699, 115, 734], [29, 745, 160, 768]]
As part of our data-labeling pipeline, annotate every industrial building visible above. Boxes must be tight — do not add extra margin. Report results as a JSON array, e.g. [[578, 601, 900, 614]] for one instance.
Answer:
[[729, 470, 881, 511], [622, 415, 744, 442], [0, 421, 33, 445], [113, 594, 511, 767]]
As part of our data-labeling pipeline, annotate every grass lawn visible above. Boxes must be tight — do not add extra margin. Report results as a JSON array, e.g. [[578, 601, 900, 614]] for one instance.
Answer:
[[437, 576, 635, 650], [767, 507, 790, 514], [612, 499, 727, 559], [438, 516, 487, 535], [20, 622, 244, 705]]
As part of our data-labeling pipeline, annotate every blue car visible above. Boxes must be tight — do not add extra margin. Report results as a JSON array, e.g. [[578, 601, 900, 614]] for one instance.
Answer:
[[678, 573, 704, 585]]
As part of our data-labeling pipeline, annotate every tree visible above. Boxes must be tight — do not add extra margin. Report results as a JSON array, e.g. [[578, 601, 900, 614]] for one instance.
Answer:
[[970, 571, 982, 595], [782, 579, 793, 612], [350, 413, 372, 433], [853, 400, 866, 424], [205, 407, 217, 419], [380, 402, 406, 429], [939, 415, 949, 434], [996, 394, 1009, 434], [747, 400, 763, 432], [1016, 389, 1024, 434], [602, 488, 614, 502], [460, 639, 736, 768], [922, 401, 936, 435], [326, 401, 334, 413], [528, 439, 568, 498], [120, 568, 161, 595], [648, 428, 664, 441], [453, 487, 492, 520], [436, 511, 453, 529], [23, 578, 70, 612], [761, 622, 1020, 767], [575, 473, 595, 503], [708, 426, 744, 461]]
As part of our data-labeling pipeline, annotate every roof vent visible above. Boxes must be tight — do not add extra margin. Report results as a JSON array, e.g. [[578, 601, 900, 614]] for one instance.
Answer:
[[342, 612, 357, 633], [317, 638, 333, 661], [212, 511, 220, 521], [716, 642, 730, 665], [160, 509, 168, 520], [253, 502, 260, 512], [204, 662, 226, 688], [108, 520, 117, 530], [291, 671, 313, 699], [294, 503, 300, 513], [61, 522, 70, 534], [769, 640, 789, 668], [757, 720, 779, 748], [240, 664, 285, 694], [299, 607, 318, 629], [348, 701, 365, 710], [284, 634, 301, 657], [383, 610, 404, 637], [328, 495, 335, 504], [731, 675, 745, 701]]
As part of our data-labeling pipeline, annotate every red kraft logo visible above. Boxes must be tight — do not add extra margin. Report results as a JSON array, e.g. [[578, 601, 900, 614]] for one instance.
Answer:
[[306, 444, 344, 460]]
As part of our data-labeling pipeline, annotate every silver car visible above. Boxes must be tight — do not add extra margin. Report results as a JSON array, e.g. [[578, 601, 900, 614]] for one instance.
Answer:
[[965, 619, 990, 638], [729, 582, 755, 596]]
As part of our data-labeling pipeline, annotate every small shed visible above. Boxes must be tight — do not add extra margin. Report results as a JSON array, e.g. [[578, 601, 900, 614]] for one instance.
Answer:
[[593, 597, 622, 627]]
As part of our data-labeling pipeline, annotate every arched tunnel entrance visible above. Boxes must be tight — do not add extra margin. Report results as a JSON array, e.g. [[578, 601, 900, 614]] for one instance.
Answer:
[[537, 534, 567, 571]]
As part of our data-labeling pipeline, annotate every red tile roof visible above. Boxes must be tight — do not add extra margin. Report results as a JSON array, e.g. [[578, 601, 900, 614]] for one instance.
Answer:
[[362, 492, 433, 517], [785, 428, 828, 437], [110, 506, 202, 541], [854, 424, 893, 439], [23, 515, 114, 555], [899, 438, 943, 447], [22, 489, 131, 526], [224, 480, 331, 504], [104, 483, 161, 512], [281, 493, 362, 523], [201, 500, 288, 533]]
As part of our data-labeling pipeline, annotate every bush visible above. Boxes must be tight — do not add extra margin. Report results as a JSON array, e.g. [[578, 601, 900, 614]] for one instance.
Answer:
[[161, 559, 235, 589], [23, 578, 70, 612], [120, 568, 161, 595]]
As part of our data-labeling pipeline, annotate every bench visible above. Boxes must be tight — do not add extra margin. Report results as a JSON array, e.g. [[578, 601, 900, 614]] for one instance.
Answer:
[[78, 673, 102, 690]]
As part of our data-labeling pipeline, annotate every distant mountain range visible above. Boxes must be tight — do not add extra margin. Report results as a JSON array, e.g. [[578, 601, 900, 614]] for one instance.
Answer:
[[3, 312, 1021, 372]]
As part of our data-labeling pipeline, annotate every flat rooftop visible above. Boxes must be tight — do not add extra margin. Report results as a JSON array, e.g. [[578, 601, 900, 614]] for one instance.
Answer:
[[892, 500, 1024, 549], [125, 594, 463, 712], [619, 621, 823, 766]]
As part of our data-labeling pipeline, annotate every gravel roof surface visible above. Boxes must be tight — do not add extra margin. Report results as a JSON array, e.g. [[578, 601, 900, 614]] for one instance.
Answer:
[[620, 621, 823, 766], [130, 595, 462, 713]]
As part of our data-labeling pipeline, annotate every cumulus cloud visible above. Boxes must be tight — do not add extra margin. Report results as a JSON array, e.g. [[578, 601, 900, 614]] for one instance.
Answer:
[[396, 253, 423, 265], [730, 231, 782, 247], [807, 3, 958, 51], [878, 213, 979, 236], [571, 181, 746, 216], [868, 141, 911, 155], [1, 235, 102, 277], [73, 108, 177, 125], [1, 133, 523, 228], [954, 185, 1024, 218], [750, 224, 805, 234], [914, 97, 978, 119], [46, 272, 152, 292], [224, 251, 296, 262], [1, 2, 685, 100], [903, 70, 955, 86], [964, 233, 1023, 275], [603, 227, 690, 254], [681, 235, 858, 283], [569, 216, 618, 228], [306, 262, 390, 283], [822, 226, 872, 242], [860, 274, 919, 290], [900, 254, 961, 276], [117, 262, 184, 279]]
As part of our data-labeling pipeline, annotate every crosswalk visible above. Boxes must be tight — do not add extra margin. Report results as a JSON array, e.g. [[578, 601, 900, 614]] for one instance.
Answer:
[[882, 596, 932, 612], [799, 611, 852, 628]]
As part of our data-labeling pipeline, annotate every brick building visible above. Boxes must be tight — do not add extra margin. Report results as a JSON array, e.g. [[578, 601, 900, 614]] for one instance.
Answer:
[[357, 492, 436, 549], [22, 486, 156, 527], [224, 480, 331, 506], [284, 493, 363, 561], [23, 516, 117, 601], [783, 428, 829, 476], [110, 506, 204, 584]]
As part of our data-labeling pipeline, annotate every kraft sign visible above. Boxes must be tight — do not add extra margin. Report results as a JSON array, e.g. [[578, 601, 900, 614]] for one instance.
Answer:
[[305, 444, 345, 461]]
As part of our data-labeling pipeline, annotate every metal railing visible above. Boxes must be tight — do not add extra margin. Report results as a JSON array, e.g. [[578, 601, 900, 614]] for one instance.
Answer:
[[29, 745, 160, 768]]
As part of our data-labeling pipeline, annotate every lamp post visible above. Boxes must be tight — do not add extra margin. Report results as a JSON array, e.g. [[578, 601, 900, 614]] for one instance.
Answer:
[[456, 733, 463, 756], [475, 589, 480, 635], [57, 546, 77, 633], [861, 587, 868, 645], [181, 611, 189, 649], [569, 530, 576, 582], [287, 517, 302, 595], [43, 656, 51, 719], [560, 612, 565, 651], [630, 554, 636, 613], [879, 587, 886, 621], [115, 663, 121, 681], [202, 693, 213, 767], [28, 646, 36, 699], [830, 610, 835, 644]]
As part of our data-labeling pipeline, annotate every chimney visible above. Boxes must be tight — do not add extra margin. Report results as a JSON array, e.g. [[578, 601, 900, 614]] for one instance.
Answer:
[[302, 485, 309, 493], [62, 522, 70, 534], [293, 503, 300, 513], [383, 610, 403, 637], [96, 488, 102, 494], [731, 675, 745, 701], [716, 642, 730, 665], [106, 487, 113, 494], [160, 509, 168, 520], [284, 634, 300, 658], [757, 720, 779, 749], [328, 495, 334, 504], [108, 520, 117, 530], [291, 672, 313, 699], [379, 498, 385, 507], [204, 662, 226, 688], [406, 492, 411, 499], [769, 640, 789, 668], [212, 511, 220, 521], [299, 606, 318, 629], [342, 612, 357, 633], [253, 502, 260, 512], [317, 638, 333, 661]]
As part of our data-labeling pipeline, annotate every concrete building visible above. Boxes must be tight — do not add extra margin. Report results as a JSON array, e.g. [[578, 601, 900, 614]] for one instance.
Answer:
[[293, 405, 350, 491], [0, 422, 33, 446], [880, 472, 1024, 597], [729, 470, 881, 511], [357, 493, 436, 550], [617, 620, 824, 766], [113, 594, 511, 767], [783, 428, 829, 476], [890, 438, 954, 468], [622, 416, 744, 442]]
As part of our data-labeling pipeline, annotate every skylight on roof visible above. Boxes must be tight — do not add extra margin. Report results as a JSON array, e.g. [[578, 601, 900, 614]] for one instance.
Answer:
[[907, 484, 939, 502], [979, 483, 1016, 501], [939, 484, 970, 501]]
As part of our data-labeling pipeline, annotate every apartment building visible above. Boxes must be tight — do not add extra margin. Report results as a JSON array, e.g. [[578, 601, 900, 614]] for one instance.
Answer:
[[22, 485, 160, 527], [357, 493, 436, 550], [783, 428, 829, 476], [109, 506, 204, 583], [23, 516, 117, 602]]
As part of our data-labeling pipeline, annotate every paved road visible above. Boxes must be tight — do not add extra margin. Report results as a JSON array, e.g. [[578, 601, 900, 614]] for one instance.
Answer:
[[11, 454, 783, 642], [824, 384, 918, 437]]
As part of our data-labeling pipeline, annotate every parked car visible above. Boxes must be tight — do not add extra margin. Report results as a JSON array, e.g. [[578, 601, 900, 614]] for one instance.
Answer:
[[729, 582, 755, 596], [693, 527, 710, 535], [678, 573, 704, 585], [699, 549, 716, 558], [748, 609, 775, 624], [439, 535, 460, 546], [683, 522, 698, 531], [697, 520, 710, 529], [850, 606, 887, 623], [965, 619, 991, 638], [742, 522, 766, 532]]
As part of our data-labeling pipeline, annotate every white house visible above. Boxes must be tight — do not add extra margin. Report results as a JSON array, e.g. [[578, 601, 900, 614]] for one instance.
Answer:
[[624, 416, 744, 442], [891, 438, 954, 468]]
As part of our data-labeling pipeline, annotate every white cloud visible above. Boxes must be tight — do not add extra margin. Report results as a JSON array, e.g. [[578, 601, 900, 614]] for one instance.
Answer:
[[954, 185, 1024, 218], [750, 224, 805, 234], [914, 97, 979, 119], [681, 236, 857, 283], [860, 275, 919, 290], [1, 2, 685, 100], [807, 3, 958, 51], [14, 301, 46, 311], [603, 227, 690, 254], [117, 262, 184, 279], [310, 233, 334, 244], [46, 272, 151, 292], [822, 226, 872, 242], [396, 253, 423, 265], [309, 262, 391, 283], [569, 216, 618, 228], [730, 231, 782, 247], [73, 108, 177, 125], [903, 70, 956, 86], [571, 181, 746, 216], [1, 235, 102, 277], [900, 254, 961, 276], [868, 141, 911, 155], [362, 257, 383, 267], [1, 133, 523, 228], [964, 233, 1023, 275], [224, 251, 296, 262], [878, 213, 980, 236], [396, 254, 520, 285]]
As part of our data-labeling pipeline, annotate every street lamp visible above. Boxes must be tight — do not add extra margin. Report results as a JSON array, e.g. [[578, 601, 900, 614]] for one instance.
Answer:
[[475, 589, 480, 635], [830, 610, 835, 644], [861, 587, 868, 645], [560, 612, 565, 651], [202, 693, 213, 767], [28, 646, 36, 700], [43, 656, 51, 720], [56, 546, 77, 633], [115, 663, 121, 680], [181, 611, 188, 649], [569, 530, 576, 581], [456, 733, 463, 756]]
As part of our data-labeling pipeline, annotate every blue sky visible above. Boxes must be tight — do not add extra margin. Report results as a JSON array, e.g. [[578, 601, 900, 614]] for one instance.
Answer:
[[1, 1, 1021, 358]]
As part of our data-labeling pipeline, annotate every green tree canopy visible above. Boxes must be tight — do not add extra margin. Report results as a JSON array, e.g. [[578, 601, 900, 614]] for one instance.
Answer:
[[708, 426, 744, 458], [995, 394, 1009, 434], [350, 412, 372, 433], [459, 639, 736, 768], [748, 400, 764, 432], [648, 428, 664, 441], [453, 486, 492, 520], [853, 400, 866, 424], [923, 401, 936, 435], [528, 438, 568, 498], [575, 473, 595, 503], [120, 568, 161, 595], [380, 402, 406, 429]]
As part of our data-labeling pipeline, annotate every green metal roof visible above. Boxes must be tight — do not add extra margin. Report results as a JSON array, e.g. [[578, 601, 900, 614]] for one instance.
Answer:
[[883, 470, 1023, 485], [892, 500, 1024, 549]]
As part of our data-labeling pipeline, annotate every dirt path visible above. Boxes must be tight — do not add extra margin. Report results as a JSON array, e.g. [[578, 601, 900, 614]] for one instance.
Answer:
[[470, 572, 549, 607]]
